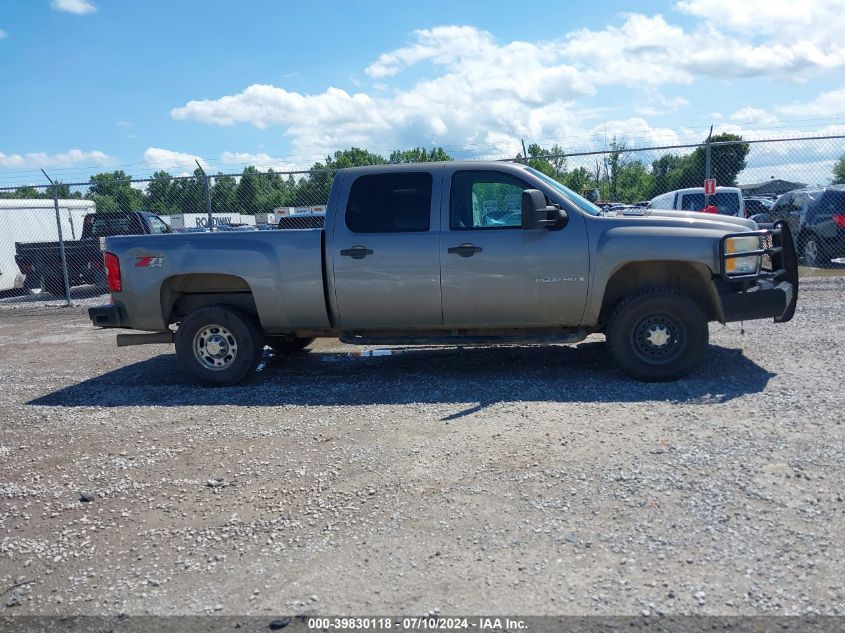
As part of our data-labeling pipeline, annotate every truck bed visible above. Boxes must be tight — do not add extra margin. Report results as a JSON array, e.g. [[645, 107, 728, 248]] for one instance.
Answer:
[[104, 229, 331, 332]]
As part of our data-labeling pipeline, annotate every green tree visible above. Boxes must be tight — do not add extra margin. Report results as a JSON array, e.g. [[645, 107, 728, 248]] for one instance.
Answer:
[[172, 169, 207, 215], [211, 174, 238, 215], [87, 170, 143, 213], [517, 143, 567, 181], [146, 171, 179, 215], [616, 160, 654, 203], [0, 186, 44, 199], [388, 147, 451, 163], [325, 148, 387, 169], [650, 154, 684, 197], [261, 169, 289, 209], [563, 167, 592, 196], [47, 182, 79, 199], [604, 137, 626, 200], [672, 133, 751, 189], [234, 166, 266, 214], [833, 154, 845, 184]]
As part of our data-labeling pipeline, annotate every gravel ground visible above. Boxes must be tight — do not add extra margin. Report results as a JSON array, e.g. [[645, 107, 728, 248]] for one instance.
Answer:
[[0, 276, 843, 617]]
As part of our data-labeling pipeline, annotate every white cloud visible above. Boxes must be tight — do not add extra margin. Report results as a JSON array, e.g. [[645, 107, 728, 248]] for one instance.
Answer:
[[674, 1, 845, 78], [676, 0, 842, 37], [172, 26, 597, 159], [562, 15, 691, 87], [219, 151, 298, 172], [144, 148, 300, 174], [170, 5, 845, 164], [729, 107, 779, 125], [365, 25, 500, 78], [589, 118, 686, 149], [0, 29, 7, 39], [775, 86, 845, 118], [634, 91, 690, 116], [143, 147, 207, 171], [564, 11, 845, 83], [51, 0, 96, 14], [0, 149, 114, 169]]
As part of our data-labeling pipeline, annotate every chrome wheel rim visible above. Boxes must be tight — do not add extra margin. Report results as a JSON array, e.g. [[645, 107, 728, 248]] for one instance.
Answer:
[[631, 314, 684, 364], [193, 324, 238, 371], [804, 240, 818, 267]]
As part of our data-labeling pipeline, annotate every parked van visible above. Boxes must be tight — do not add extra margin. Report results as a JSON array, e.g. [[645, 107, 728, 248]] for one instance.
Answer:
[[647, 187, 744, 217], [0, 199, 94, 293]]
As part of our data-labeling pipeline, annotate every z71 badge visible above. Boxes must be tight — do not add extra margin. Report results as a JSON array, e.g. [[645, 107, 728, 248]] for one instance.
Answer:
[[135, 256, 164, 268]]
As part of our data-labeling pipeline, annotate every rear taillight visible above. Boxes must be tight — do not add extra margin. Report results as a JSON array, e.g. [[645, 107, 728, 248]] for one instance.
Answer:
[[834, 214, 845, 229], [104, 252, 122, 292]]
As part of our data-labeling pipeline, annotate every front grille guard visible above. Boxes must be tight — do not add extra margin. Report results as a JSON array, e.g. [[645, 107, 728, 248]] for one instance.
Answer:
[[718, 220, 799, 322]]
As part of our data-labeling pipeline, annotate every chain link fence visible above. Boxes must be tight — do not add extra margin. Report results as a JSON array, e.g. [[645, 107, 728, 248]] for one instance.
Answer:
[[1, 134, 843, 312]]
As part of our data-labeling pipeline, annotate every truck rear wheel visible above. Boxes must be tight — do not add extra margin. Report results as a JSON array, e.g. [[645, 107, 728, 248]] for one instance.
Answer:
[[265, 335, 314, 355], [175, 305, 264, 386], [43, 275, 66, 297], [606, 287, 708, 382]]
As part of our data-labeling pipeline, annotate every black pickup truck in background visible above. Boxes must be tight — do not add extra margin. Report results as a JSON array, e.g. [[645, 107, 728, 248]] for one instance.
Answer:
[[15, 211, 171, 296]]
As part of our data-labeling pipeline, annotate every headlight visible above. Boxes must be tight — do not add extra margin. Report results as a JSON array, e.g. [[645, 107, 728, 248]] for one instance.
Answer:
[[724, 235, 762, 275]]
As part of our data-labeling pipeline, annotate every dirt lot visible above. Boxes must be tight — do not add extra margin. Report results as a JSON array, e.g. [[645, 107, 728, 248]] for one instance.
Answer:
[[0, 276, 843, 617]]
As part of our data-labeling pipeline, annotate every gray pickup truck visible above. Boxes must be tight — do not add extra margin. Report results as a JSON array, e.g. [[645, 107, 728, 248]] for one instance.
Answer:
[[88, 161, 798, 385]]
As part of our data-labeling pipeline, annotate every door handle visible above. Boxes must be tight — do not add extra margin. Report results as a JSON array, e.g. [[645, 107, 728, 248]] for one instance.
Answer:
[[340, 246, 374, 259], [448, 243, 483, 257]]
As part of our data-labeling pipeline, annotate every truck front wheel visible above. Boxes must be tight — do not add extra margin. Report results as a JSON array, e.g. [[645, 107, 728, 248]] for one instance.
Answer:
[[175, 305, 264, 386], [606, 287, 708, 382]]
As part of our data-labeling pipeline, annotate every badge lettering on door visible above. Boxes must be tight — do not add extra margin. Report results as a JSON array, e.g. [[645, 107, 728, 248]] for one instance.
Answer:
[[535, 277, 584, 283]]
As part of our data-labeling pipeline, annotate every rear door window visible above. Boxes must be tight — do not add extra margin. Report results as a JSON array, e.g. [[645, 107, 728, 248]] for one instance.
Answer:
[[813, 190, 845, 222], [87, 214, 141, 238], [345, 173, 432, 233], [680, 192, 739, 215]]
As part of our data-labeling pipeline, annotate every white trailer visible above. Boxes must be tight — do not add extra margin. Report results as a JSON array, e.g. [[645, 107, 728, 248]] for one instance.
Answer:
[[265, 206, 327, 225], [168, 213, 257, 230], [0, 199, 95, 292]]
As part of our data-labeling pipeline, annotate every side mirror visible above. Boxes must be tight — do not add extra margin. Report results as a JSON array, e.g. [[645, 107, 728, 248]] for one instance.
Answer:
[[521, 189, 568, 230]]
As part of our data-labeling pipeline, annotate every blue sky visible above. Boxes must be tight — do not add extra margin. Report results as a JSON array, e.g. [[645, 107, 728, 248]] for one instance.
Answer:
[[1, 0, 844, 183]]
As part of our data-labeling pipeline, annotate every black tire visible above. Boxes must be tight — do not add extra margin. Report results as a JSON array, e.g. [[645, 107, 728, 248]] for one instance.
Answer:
[[43, 275, 66, 297], [606, 287, 708, 382], [265, 335, 314, 355], [175, 305, 264, 386]]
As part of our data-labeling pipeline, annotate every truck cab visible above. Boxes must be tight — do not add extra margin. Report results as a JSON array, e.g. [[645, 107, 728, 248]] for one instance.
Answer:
[[326, 164, 590, 330]]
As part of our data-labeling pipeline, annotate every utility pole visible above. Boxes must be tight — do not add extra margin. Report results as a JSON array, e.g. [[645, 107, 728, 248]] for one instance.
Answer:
[[41, 169, 72, 306], [704, 124, 714, 207], [521, 139, 528, 165], [195, 159, 213, 231]]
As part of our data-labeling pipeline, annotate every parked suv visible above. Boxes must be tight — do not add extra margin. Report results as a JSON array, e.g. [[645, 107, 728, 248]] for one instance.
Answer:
[[743, 197, 774, 218], [647, 187, 744, 217], [769, 186, 845, 267]]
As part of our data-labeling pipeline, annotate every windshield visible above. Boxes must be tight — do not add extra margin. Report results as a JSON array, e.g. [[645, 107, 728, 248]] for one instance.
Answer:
[[526, 167, 603, 216]]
